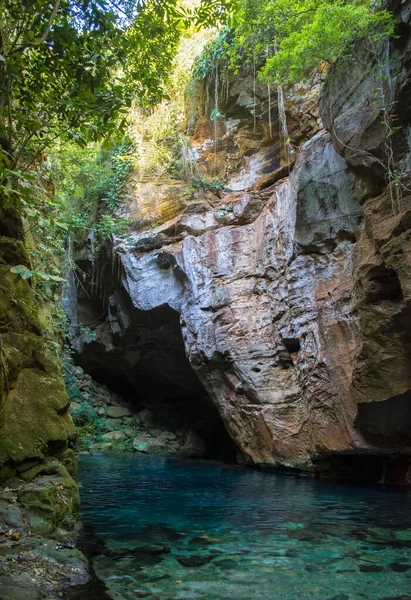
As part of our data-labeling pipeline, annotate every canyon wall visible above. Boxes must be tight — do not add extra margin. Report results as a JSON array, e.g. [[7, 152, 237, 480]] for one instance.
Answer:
[[71, 2, 411, 483], [0, 204, 86, 596]]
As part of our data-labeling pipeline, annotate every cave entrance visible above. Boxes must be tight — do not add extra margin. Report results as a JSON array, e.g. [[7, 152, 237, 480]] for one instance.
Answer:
[[74, 293, 237, 462]]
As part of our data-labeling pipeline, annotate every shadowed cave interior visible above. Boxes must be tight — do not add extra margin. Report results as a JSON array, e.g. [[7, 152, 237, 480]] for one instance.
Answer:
[[73, 287, 237, 462], [355, 390, 411, 445]]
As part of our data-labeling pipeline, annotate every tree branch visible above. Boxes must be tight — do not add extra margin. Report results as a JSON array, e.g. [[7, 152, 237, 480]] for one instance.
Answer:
[[22, 124, 73, 172], [40, 0, 62, 43], [7, 0, 62, 57]]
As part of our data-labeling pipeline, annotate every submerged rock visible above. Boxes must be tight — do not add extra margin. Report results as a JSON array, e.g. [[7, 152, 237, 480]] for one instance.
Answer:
[[360, 527, 399, 545], [388, 562, 411, 572], [177, 554, 215, 567], [138, 524, 185, 543], [189, 534, 222, 545], [213, 558, 238, 569], [359, 564, 385, 573], [286, 527, 325, 542], [132, 431, 184, 455]]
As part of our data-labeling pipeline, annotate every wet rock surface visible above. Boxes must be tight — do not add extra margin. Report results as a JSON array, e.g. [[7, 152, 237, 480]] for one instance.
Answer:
[[0, 453, 87, 598]]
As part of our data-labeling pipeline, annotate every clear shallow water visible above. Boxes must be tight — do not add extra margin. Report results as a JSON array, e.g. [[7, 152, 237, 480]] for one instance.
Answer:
[[78, 453, 411, 600]]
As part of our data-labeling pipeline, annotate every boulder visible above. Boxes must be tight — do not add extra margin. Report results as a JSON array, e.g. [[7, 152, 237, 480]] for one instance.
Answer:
[[101, 429, 133, 441], [131, 431, 181, 455], [183, 430, 206, 458], [133, 433, 160, 453], [106, 418, 124, 430], [106, 406, 131, 419], [137, 408, 154, 427], [0, 499, 23, 529], [0, 369, 76, 466]]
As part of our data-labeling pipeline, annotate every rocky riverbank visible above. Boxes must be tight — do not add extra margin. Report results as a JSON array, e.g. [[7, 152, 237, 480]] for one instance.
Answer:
[[0, 460, 87, 600], [67, 366, 212, 459]]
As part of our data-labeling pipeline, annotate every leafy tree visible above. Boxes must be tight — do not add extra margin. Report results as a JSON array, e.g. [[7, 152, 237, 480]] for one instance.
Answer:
[[0, 0, 232, 206], [0, 0, 188, 305], [0, 1, 184, 184], [49, 138, 132, 243]]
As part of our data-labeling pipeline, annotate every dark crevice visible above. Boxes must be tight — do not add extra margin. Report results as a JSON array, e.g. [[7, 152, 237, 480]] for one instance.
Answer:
[[365, 265, 403, 304], [314, 454, 386, 483], [354, 390, 411, 445], [276, 337, 301, 370], [314, 453, 411, 486], [295, 230, 357, 257], [282, 337, 301, 354]]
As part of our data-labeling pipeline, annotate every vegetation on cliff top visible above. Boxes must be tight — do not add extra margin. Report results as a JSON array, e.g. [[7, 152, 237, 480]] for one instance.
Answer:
[[194, 0, 393, 84]]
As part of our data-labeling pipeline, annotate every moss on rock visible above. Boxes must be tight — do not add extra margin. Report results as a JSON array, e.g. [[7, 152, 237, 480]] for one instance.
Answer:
[[17, 462, 80, 535], [0, 368, 76, 467]]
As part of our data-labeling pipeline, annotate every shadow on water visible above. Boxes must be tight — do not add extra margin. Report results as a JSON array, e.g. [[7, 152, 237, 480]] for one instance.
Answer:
[[62, 524, 112, 600]]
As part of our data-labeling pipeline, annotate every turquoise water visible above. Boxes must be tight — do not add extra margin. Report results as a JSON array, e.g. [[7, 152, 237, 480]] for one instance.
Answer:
[[77, 453, 411, 600]]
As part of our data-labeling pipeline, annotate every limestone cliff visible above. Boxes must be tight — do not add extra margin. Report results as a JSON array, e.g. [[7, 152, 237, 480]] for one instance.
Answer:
[[70, 2, 411, 484]]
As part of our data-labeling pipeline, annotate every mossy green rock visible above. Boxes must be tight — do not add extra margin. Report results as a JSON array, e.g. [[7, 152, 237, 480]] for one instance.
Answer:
[[0, 263, 41, 336], [18, 463, 80, 534], [0, 368, 76, 467], [19, 457, 60, 481], [55, 448, 78, 479]]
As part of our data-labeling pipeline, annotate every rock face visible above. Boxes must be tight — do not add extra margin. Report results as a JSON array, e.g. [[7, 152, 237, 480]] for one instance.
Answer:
[[0, 205, 78, 484], [70, 5, 411, 484], [0, 204, 84, 596]]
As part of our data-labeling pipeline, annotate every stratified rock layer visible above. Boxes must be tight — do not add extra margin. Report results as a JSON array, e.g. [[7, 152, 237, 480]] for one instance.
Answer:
[[71, 5, 411, 484]]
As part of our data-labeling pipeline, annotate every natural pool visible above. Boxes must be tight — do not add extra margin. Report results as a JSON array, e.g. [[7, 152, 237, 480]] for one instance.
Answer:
[[75, 453, 411, 600]]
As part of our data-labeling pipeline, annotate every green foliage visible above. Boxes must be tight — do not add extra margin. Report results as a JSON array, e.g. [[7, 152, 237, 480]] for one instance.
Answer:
[[129, 28, 214, 180], [189, 176, 225, 197], [1, 1, 128, 170], [0, 1, 189, 327], [63, 364, 108, 450], [0, 0, 228, 242], [0, 0, 216, 211], [63, 367, 83, 404], [5, 161, 72, 318], [10, 264, 65, 281], [193, 29, 235, 81], [50, 139, 132, 246], [193, 0, 393, 84], [69, 400, 136, 452], [260, 1, 394, 83], [71, 401, 100, 428], [70, 401, 107, 451]]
